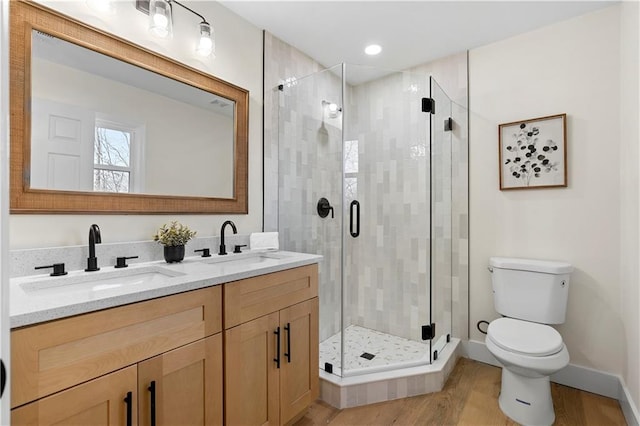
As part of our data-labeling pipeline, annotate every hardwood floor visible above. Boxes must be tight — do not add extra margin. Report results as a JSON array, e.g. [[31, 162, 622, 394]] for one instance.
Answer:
[[294, 358, 627, 425]]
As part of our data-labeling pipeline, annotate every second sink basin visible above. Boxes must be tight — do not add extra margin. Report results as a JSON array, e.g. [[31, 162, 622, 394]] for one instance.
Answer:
[[21, 265, 185, 296], [196, 251, 292, 268]]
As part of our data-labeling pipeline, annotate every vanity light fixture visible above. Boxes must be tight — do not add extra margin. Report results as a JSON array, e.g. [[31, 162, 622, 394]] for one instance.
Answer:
[[138, 0, 215, 57], [364, 44, 382, 56]]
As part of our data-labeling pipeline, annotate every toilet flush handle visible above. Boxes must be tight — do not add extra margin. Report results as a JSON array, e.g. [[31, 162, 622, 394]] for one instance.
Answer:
[[487, 266, 493, 273]]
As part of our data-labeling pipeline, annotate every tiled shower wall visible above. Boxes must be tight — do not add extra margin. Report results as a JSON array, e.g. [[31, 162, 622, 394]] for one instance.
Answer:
[[264, 32, 469, 343]]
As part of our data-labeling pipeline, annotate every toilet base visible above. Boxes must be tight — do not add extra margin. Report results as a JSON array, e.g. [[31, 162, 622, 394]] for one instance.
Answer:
[[498, 368, 555, 426]]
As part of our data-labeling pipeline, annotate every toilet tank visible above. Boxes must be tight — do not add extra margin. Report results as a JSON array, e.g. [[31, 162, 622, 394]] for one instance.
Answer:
[[489, 257, 573, 324]]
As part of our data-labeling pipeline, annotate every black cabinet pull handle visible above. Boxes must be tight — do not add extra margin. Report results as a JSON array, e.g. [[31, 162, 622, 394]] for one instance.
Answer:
[[148, 380, 156, 426], [284, 323, 291, 363], [274, 327, 281, 368], [350, 200, 360, 238], [124, 391, 133, 426]]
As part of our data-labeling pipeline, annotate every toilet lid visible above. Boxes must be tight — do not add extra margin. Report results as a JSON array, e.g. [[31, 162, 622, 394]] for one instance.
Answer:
[[487, 318, 564, 357]]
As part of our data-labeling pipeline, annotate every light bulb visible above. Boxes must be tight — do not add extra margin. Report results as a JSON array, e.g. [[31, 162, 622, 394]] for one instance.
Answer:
[[153, 13, 168, 28]]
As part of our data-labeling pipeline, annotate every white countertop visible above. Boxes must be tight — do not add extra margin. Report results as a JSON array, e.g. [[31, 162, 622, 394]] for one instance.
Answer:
[[10, 250, 322, 328]]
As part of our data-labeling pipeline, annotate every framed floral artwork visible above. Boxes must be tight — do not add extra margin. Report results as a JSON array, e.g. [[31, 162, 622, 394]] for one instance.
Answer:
[[498, 113, 567, 190]]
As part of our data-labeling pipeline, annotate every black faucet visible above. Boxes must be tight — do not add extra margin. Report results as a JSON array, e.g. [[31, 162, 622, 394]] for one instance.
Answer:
[[85, 224, 102, 272], [219, 220, 237, 255]]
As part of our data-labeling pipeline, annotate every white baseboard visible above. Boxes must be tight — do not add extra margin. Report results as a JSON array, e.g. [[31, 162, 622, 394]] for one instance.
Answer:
[[619, 379, 640, 426], [462, 340, 640, 425]]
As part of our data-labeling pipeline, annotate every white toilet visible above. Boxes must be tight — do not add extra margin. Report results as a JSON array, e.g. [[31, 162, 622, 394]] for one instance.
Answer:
[[486, 257, 573, 426]]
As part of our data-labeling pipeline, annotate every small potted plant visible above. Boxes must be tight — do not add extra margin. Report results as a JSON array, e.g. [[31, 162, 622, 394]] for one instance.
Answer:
[[153, 221, 196, 263]]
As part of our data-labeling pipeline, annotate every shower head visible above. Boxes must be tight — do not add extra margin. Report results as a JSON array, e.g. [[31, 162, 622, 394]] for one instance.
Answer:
[[322, 100, 342, 118]]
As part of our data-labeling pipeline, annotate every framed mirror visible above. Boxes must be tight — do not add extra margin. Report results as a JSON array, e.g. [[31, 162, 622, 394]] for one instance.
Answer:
[[10, 0, 249, 214]]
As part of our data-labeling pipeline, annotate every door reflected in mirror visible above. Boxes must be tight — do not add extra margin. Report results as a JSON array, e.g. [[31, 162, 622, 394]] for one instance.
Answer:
[[30, 30, 235, 199]]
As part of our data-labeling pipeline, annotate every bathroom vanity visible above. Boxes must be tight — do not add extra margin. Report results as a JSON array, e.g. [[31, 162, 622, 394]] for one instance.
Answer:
[[9, 251, 320, 426]]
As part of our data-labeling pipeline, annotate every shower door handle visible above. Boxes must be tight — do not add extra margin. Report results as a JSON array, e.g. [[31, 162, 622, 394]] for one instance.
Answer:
[[350, 200, 360, 238]]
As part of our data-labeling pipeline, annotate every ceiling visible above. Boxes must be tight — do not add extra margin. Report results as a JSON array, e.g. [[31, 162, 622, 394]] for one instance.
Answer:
[[220, 1, 616, 85]]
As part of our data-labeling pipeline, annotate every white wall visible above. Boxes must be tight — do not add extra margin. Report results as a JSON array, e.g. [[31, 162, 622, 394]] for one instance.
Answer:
[[469, 1, 638, 412], [619, 0, 640, 416], [10, 0, 263, 248]]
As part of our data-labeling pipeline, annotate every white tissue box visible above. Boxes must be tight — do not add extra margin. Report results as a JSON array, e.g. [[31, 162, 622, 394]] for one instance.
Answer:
[[250, 232, 279, 250]]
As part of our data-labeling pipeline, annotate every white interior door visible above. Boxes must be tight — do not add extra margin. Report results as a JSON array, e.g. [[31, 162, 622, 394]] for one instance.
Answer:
[[31, 98, 94, 191]]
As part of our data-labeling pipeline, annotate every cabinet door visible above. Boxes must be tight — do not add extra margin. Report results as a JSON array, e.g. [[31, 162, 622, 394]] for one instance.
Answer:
[[12, 365, 137, 426], [225, 312, 280, 426], [279, 298, 319, 424], [138, 334, 223, 426]]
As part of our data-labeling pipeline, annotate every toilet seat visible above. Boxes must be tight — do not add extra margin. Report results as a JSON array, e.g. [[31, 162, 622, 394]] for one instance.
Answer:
[[487, 318, 563, 357]]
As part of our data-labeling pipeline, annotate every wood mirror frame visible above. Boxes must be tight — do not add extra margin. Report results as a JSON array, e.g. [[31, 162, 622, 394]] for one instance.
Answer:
[[10, 1, 249, 214]]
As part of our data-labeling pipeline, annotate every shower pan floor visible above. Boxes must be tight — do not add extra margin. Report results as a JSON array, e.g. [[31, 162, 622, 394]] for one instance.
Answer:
[[319, 325, 430, 376]]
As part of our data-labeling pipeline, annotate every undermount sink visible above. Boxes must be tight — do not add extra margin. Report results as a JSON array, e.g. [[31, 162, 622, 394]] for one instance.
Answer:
[[21, 265, 185, 296], [197, 251, 292, 267]]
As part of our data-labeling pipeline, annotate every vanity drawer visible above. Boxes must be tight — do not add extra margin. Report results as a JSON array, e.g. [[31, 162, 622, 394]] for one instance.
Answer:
[[224, 264, 318, 328], [11, 285, 221, 408]]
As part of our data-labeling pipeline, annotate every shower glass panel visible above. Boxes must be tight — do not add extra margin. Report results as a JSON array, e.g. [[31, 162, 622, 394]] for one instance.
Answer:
[[429, 77, 453, 360], [278, 65, 344, 376], [341, 65, 432, 376], [278, 64, 453, 378]]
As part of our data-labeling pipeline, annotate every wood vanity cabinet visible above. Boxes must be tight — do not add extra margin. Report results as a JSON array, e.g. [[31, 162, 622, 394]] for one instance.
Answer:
[[224, 264, 319, 426], [10, 263, 320, 426], [11, 286, 223, 426]]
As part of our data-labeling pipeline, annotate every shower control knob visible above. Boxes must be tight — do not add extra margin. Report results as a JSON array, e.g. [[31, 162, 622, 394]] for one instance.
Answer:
[[317, 198, 334, 218]]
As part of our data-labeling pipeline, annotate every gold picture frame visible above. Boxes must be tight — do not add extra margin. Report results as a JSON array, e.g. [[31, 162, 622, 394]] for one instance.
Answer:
[[498, 113, 567, 190]]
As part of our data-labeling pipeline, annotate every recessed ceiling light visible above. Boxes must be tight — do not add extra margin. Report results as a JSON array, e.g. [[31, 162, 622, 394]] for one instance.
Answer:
[[364, 44, 382, 56]]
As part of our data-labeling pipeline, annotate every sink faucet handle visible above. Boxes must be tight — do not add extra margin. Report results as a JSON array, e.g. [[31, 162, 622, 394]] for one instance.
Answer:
[[194, 248, 211, 258], [115, 256, 139, 269], [233, 245, 247, 254], [35, 263, 68, 277]]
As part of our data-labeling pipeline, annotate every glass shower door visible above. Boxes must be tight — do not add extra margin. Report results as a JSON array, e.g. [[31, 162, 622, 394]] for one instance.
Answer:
[[341, 65, 432, 376], [429, 76, 453, 361]]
